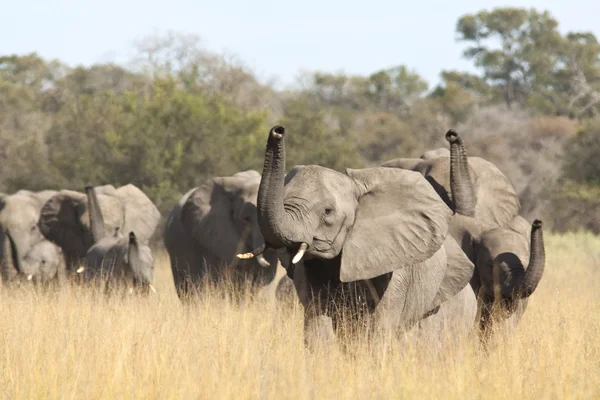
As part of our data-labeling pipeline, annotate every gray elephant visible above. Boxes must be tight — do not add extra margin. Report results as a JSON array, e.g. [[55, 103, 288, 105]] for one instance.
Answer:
[[5, 229, 66, 285], [246, 125, 475, 348], [81, 186, 155, 294], [382, 130, 545, 334], [38, 184, 160, 272], [0, 190, 66, 285], [165, 170, 289, 299]]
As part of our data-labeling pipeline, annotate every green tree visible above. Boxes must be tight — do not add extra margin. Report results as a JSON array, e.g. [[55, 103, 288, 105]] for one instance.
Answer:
[[456, 8, 563, 109]]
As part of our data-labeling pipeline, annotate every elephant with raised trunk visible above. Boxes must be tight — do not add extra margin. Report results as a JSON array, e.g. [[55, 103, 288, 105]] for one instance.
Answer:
[[81, 186, 155, 294], [244, 125, 475, 348], [165, 170, 288, 299], [0, 190, 66, 286], [38, 184, 160, 272], [383, 130, 545, 334]]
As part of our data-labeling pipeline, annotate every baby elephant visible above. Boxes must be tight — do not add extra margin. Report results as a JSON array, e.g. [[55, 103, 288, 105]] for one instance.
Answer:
[[80, 186, 155, 294], [5, 230, 66, 285]]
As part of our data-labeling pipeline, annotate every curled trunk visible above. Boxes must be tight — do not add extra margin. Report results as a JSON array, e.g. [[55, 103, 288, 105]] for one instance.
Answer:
[[85, 186, 105, 243], [501, 219, 545, 298], [256, 126, 297, 248], [446, 130, 476, 217]]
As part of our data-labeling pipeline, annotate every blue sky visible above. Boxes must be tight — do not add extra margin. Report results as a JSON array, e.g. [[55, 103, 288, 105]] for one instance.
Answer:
[[2, 0, 599, 88]]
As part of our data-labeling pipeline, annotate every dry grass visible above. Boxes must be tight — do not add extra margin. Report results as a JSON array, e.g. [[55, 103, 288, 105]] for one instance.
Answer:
[[0, 234, 599, 399]]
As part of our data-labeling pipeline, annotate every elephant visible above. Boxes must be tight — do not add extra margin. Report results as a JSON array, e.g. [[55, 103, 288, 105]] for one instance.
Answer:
[[38, 184, 160, 272], [0, 190, 65, 286], [245, 125, 475, 348], [382, 130, 545, 334], [5, 229, 66, 285], [165, 170, 289, 299], [81, 186, 155, 294]]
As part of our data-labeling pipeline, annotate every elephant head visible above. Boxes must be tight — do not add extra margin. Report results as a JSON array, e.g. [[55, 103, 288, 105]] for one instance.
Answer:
[[256, 126, 450, 280], [0, 190, 59, 284], [5, 229, 66, 285], [181, 170, 270, 268], [38, 184, 160, 271], [446, 131, 545, 330]]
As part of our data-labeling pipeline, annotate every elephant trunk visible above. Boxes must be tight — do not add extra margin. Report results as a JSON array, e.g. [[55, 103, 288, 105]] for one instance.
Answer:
[[521, 219, 545, 297], [446, 130, 476, 217], [85, 185, 105, 243], [127, 231, 155, 292], [257, 125, 297, 248], [500, 219, 545, 299], [5, 230, 25, 276]]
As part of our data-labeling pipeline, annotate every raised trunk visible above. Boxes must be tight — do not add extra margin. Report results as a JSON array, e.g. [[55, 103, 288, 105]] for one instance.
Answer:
[[257, 126, 296, 248], [5, 230, 25, 275], [500, 219, 545, 299], [521, 219, 545, 297], [446, 130, 476, 217], [85, 186, 105, 243], [127, 232, 143, 283]]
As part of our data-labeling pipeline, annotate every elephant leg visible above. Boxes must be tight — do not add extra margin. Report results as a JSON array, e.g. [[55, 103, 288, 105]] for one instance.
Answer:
[[304, 314, 335, 351], [293, 262, 338, 350]]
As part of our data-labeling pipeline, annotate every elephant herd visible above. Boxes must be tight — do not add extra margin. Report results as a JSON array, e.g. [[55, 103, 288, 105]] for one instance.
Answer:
[[0, 184, 161, 292], [0, 125, 545, 348]]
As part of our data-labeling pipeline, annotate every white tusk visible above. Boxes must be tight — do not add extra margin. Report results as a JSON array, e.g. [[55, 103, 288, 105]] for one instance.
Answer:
[[256, 254, 271, 268], [237, 244, 265, 260], [292, 243, 308, 264], [76, 267, 85, 274], [27, 274, 33, 281], [149, 284, 157, 293]]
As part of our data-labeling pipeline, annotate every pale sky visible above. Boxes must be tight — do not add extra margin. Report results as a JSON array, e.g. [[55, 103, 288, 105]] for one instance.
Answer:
[[2, 0, 599, 88]]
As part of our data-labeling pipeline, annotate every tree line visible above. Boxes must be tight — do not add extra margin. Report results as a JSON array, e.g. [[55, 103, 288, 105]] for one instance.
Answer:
[[2, 7, 600, 233]]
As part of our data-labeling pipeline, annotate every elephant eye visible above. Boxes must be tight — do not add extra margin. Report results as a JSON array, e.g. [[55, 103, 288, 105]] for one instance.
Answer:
[[41, 260, 46, 264], [323, 206, 334, 216]]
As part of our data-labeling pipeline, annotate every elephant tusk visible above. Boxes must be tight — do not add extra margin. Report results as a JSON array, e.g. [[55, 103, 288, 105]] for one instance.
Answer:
[[27, 274, 33, 281], [256, 254, 271, 268], [292, 243, 308, 264], [237, 244, 265, 260], [76, 267, 85, 274], [149, 284, 157, 293]]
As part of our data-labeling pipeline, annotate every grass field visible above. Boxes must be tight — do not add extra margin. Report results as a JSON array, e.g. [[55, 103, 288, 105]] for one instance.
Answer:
[[0, 233, 599, 399]]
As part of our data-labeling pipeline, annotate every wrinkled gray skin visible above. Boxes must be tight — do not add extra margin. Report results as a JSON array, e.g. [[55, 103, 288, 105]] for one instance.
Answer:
[[382, 131, 545, 335], [5, 230, 66, 285], [81, 186, 154, 293], [256, 126, 475, 348], [0, 190, 66, 286], [165, 170, 289, 299], [38, 184, 160, 272]]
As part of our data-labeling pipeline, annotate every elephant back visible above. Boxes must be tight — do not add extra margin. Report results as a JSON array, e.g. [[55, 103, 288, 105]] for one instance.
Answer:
[[114, 184, 160, 245], [382, 156, 520, 230]]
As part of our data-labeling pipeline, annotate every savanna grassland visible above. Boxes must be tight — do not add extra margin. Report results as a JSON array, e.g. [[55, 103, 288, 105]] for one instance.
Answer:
[[0, 233, 598, 399]]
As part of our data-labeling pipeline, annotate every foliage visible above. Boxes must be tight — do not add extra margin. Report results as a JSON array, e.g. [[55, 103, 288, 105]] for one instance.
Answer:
[[1, 8, 600, 232]]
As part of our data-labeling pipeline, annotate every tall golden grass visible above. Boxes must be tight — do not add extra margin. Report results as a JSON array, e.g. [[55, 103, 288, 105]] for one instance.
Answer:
[[0, 233, 598, 399]]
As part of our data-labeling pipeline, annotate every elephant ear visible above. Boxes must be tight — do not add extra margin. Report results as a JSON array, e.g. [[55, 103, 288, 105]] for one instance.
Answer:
[[341, 167, 451, 282], [38, 190, 124, 256], [114, 184, 160, 244], [469, 157, 520, 229], [180, 178, 241, 259], [430, 236, 475, 307]]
